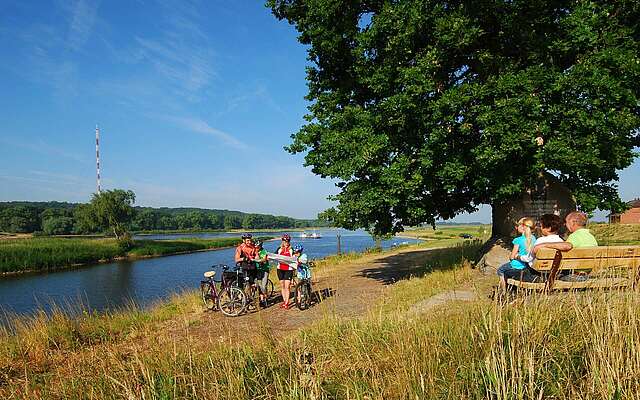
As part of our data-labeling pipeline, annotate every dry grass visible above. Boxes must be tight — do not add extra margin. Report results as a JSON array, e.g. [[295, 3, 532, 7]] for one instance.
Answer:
[[2, 242, 640, 399], [590, 223, 640, 245]]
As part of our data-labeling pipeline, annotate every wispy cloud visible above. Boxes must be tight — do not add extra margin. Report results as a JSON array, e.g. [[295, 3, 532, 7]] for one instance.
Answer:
[[135, 36, 214, 96], [5, 0, 99, 102], [127, 0, 215, 101], [65, 0, 100, 51], [0, 137, 89, 164], [223, 83, 285, 116], [168, 117, 249, 150]]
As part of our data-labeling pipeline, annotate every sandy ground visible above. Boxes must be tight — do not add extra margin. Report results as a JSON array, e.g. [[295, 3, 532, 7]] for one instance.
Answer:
[[160, 245, 491, 347]]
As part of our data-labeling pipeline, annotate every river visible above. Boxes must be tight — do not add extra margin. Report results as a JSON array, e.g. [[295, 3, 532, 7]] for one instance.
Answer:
[[0, 229, 415, 317]]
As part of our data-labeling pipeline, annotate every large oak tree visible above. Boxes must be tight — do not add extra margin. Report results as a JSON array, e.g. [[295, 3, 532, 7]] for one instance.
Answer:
[[268, 0, 640, 236]]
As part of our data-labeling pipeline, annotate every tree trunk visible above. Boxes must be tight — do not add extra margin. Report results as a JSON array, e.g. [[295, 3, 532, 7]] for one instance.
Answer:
[[491, 202, 514, 240]]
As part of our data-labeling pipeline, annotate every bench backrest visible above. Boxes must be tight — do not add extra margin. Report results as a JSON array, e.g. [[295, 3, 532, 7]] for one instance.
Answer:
[[533, 246, 640, 272]]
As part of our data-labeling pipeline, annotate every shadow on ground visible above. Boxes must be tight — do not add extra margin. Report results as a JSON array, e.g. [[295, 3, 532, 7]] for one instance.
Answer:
[[262, 287, 336, 310], [359, 243, 483, 285], [313, 287, 336, 303]]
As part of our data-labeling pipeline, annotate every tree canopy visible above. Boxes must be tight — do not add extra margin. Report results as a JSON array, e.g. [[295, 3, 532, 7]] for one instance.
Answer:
[[269, 0, 640, 235], [0, 201, 329, 234], [75, 190, 137, 239]]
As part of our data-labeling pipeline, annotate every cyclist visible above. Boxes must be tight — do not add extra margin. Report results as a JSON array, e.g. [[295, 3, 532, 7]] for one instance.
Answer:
[[253, 240, 271, 307], [293, 244, 309, 279], [235, 233, 257, 286], [277, 233, 294, 309], [293, 244, 312, 306]]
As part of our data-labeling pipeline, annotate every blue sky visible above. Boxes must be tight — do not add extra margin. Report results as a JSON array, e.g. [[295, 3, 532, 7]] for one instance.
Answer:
[[0, 1, 638, 222]]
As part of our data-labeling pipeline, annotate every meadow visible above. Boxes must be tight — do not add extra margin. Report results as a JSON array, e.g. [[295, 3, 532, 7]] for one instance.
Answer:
[[404, 224, 492, 242], [0, 237, 272, 274], [590, 223, 640, 245], [2, 238, 640, 398]]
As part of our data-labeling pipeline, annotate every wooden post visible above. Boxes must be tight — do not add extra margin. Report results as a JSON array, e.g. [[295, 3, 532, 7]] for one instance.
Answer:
[[337, 234, 342, 255]]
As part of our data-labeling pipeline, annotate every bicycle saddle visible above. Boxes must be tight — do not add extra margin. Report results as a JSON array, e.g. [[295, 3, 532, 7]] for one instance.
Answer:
[[204, 271, 216, 278]]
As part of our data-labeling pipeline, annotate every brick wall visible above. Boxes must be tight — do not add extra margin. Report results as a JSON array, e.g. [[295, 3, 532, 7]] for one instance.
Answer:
[[620, 208, 640, 224]]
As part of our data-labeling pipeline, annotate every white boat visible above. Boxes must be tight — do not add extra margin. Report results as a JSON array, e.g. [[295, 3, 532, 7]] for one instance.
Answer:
[[299, 231, 322, 239]]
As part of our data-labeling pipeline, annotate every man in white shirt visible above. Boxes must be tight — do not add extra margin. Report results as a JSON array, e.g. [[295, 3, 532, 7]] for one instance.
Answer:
[[505, 214, 564, 282]]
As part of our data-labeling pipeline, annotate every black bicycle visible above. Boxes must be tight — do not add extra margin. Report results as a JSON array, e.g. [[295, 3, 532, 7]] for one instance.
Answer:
[[200, 264, 246, 317], [294, 262, 314, 310], [235, 272, 276, 311]]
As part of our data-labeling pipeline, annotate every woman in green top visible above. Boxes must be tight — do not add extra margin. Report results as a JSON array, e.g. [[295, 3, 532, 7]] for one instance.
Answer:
[[253, 240, 271, 307]]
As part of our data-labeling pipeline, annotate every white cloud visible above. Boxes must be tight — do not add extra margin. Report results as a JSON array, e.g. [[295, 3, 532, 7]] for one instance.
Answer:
[[168, 116, 249, 150], [65, 0, 99, 51], [134, 36, 215, 96], [223, 83, 285, 116], [128, 0, 216, 101]]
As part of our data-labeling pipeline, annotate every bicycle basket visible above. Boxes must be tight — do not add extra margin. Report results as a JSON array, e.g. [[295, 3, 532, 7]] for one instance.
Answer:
[[223, 270, 243, 284]]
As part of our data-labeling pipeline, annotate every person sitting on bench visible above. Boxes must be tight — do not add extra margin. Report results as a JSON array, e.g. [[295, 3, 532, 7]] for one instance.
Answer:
[[565, 211, 598, 247], [510, 211, 599, 284], [528, 211, 598, 255], [505, 214, 564, 283]]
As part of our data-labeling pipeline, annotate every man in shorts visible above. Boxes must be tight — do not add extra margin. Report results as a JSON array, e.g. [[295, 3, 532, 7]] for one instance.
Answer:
[[234, 233, 258, 285]]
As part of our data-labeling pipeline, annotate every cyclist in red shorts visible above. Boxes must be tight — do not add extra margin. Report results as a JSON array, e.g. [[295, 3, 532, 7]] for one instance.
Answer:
[[276, 233, 294, 309]]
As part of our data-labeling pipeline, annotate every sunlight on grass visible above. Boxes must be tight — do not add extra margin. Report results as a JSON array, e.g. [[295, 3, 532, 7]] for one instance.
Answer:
[[3, 239, 640, 398]]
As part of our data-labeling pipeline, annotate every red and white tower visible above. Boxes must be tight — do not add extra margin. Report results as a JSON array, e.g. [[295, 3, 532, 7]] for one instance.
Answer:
[[95, 125, 101, 194]]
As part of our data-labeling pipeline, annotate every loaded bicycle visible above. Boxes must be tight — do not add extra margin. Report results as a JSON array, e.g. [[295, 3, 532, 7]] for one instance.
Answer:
[[294, 261, 314, 310], [200, 264, 246, 317], [201, 263, 276, 316]]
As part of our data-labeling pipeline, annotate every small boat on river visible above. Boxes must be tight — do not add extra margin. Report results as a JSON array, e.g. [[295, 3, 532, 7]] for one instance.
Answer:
[[300, 231, 322, 239]]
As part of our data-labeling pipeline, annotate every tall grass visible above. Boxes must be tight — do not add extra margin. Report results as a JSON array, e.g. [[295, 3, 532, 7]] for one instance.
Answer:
[[0, 238, 123, 273], [127, 237, 272, 257], [3, 242, 640, 398], [0, 237, 273, 273]]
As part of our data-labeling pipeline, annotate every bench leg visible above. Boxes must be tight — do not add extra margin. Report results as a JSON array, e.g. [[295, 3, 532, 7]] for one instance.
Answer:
[[544, 250, 563, 291]]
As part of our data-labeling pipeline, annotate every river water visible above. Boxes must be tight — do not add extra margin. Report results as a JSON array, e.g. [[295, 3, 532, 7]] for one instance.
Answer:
[[0, 229, 413, 317]]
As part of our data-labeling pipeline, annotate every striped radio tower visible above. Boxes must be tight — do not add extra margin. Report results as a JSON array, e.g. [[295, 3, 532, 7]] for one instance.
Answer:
[[95, 125, 101, 194]]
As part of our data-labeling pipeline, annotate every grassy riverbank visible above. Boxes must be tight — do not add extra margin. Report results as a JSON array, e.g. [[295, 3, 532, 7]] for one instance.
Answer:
[[2, 240, 640, 398], [404, 224, 492, 241], [0, 237, 272, 274], [590, 223, 640, 245]]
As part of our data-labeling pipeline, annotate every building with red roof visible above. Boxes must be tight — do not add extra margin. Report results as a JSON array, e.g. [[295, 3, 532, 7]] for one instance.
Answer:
[[609, 199, 640, 224]]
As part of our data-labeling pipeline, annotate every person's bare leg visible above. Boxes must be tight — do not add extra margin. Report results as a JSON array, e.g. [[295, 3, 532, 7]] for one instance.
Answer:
[[282, 280, 290, 305]]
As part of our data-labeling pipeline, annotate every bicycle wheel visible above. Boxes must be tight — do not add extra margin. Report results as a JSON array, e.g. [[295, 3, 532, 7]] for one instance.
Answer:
[[266, 279, 275, 299], [296, 281, 312, 310], [219, 287, 246, 317], [200, 281, 216, 311], [244, 283, 259, 312]]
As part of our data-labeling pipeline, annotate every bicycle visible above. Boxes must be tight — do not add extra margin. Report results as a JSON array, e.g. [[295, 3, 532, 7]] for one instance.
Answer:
[[233, 267, 277, 311], [294, 262, 314, 310], [200, 264, 246, 317]]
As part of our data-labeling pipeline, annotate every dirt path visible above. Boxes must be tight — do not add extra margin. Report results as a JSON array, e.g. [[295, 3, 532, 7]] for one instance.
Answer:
[[163, 246, 489, 346]]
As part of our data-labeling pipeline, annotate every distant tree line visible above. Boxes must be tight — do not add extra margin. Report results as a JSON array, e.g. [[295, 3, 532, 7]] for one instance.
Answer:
[[0, 201, 329, 235]]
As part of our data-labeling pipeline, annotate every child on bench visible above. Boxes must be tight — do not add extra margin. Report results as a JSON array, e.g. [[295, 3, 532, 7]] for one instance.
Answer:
[[505, 213, 564, 283]]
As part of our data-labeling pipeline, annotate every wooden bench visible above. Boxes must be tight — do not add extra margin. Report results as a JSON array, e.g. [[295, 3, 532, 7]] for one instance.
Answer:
[[506, 246, 640, 291]]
